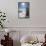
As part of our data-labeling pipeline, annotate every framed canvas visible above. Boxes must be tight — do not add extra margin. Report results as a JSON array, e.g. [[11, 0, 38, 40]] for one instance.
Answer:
[[18, 2, 30, 18]]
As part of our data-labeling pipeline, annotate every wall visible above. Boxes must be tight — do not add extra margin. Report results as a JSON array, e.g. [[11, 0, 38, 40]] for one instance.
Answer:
[[0, 0, 46, 46], [0, 0, 46, 27]]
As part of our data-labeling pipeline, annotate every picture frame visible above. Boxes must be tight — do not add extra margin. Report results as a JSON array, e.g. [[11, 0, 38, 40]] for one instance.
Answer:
[[18, 2, 30, 18]]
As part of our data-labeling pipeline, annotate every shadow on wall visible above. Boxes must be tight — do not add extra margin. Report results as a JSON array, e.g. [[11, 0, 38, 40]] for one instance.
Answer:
[[13, 40, 21, 46]]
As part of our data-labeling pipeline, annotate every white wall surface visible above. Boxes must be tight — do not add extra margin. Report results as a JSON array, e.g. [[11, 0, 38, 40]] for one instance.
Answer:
[[0, 1, 46, 46], [0, 0, 46, 27]]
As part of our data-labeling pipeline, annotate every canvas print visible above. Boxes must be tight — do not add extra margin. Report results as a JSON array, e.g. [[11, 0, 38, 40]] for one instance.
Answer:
[[18, 2, 30, 18]]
